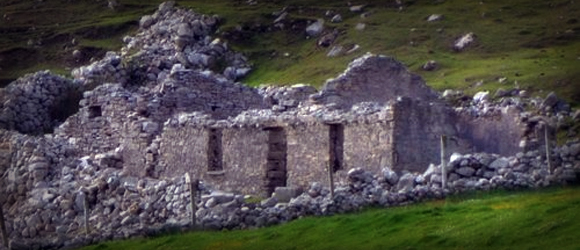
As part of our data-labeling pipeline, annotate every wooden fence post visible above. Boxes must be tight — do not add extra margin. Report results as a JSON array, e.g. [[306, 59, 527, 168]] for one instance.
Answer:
[[83, 192, 90, 235], [440, 135, 447, 189], [185, 173, 197, 228], [328, 164, 335, 199], [545, 124, 553, 174], [0, 202, 8, 248]]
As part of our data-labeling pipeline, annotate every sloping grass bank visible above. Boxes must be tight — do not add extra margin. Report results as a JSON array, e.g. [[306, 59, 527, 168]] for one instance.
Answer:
[[2, 0, 580, 105], [81, 186, 580, 250]]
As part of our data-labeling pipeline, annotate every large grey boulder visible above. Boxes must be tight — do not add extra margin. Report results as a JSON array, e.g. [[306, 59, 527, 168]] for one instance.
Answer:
[[381, 167, 399, 186], [454, 32, 476, 51], [489, 157, 509, 170], [456, 167, 476, 177], [140, 15, 154, 29], [396, 173, 415, 192], [306, 19, 324, 37], [273, 187, 302, 203]]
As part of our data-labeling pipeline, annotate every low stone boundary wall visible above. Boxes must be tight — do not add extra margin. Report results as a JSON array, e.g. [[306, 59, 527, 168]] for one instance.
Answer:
[[1, 137, 578, 249]]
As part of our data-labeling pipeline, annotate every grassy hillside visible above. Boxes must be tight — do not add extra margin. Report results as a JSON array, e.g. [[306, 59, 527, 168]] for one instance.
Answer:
[[1, 0, 579, 105], [79, 186, 580, 250]]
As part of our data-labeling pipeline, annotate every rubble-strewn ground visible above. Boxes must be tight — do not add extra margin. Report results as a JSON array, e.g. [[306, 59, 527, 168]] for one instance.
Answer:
[[1, 0, 579, 105], [78, 186, 580, 250]]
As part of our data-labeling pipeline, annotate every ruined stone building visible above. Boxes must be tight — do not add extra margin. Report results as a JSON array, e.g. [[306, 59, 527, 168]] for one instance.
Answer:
[[41, 54, 525, 197], [0, 0, 527, 199], [0, 4, 573, 247]]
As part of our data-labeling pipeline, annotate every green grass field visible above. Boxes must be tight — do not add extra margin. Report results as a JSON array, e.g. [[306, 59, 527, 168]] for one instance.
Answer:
[[80, 186, 580, 250], [1, 0, 579, 105]]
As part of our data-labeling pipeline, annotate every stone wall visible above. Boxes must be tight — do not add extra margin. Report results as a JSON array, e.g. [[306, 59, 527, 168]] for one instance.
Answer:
[[311, 53, 439, 108], [157, 120, 272, 196], [0, 71, 82, 135], [157, 121, 209, 180], [55, 84, 136, 155], [153, 70, 267, 120], [121, 118, 159, 177], [150, 101, 476, 196], [342, 118, 394, 181], [392, 97, 468, 172], [457, 106, 524, 156], [286, 122, 330, 191], [221, 126, 269, 196], [1, 2, 578, 248], [1, 125, 577, 249]]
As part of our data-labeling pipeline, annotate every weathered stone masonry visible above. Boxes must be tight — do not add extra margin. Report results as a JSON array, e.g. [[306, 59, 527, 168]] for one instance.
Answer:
[[150, 99, 473, 196], [46, 53, 530, 198]]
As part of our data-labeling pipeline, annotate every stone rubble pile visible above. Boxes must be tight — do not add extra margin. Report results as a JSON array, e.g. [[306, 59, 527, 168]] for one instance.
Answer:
[[259, 84, 318, 112], [71, 52, 127, 89], [72, 0, 252, 92]]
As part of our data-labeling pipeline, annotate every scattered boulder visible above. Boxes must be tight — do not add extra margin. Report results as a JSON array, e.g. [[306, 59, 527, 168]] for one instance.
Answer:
[[495, 88, 510, 98], [318, 31, 338, 47], [350, 5, 365, 12], [345, 44, 360, 54], [421, 60, 438, 71], [454, 32, 476, 51], [572, 110, 580, 121], [442, 89, 464, 100], [72, 49, 83, 60], [382, 168, 399, 186], [427, 14, 443, 22], [355, 23, 366, 31], [473, 91, 490, 104], [331, 14, 343, 23], [396, 173, 415, 192], [140, 15, 154, 29], [273, 11, 288, 24], [540, 92, 569, 113], [456, 167, 476, 177], [306, 19, 325, 37], [542, 92, 559, 108], [327, 45, 343, 57]]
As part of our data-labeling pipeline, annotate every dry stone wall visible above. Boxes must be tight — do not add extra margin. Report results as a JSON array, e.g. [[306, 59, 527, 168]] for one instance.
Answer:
[[0, 71, 82, 135]]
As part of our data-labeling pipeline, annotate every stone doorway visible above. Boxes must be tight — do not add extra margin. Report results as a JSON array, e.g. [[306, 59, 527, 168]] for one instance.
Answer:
[[264, 127, 287, 196]]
